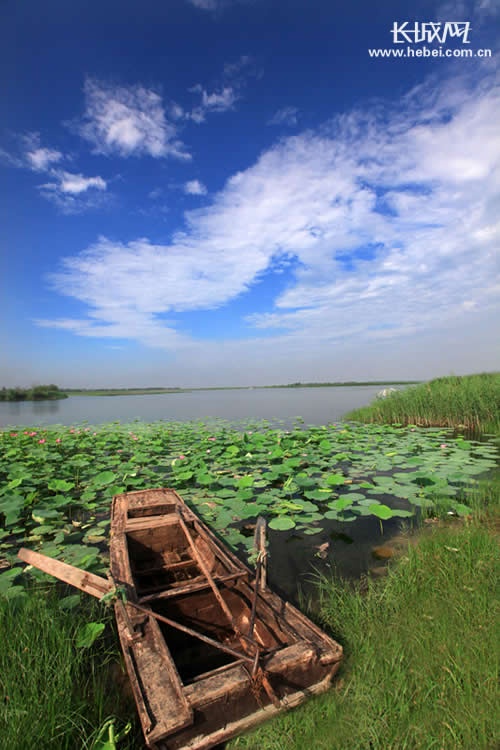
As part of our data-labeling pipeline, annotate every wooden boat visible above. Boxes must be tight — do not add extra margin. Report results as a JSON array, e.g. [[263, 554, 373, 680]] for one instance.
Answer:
[[18, 488, 343, 750]]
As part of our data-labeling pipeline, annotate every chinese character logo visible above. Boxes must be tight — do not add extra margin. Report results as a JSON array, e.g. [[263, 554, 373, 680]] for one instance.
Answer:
[[391, 22, 471, 44]]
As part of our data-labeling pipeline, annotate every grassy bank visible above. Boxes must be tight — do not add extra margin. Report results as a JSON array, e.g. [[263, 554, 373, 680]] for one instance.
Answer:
[[345, 372, 500, 432], [0, 585, 136, 749], [230, 478, 500, 750]]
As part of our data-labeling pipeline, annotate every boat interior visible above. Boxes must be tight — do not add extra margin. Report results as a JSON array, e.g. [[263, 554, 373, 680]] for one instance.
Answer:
[[122, 498, 293, 682]]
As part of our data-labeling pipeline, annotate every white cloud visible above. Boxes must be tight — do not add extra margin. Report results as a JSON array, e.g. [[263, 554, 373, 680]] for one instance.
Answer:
[[188, 85, 237, 123], [18, 132, 64, 171], [78, 78, 191, 160], [184, 179, 207, 195], [42, 170, 107, 195], [26, 146, 63, 171], [188, 0, 218, 8], [1, 132, 107, 213], [436, 0, 500, 21], [186, 0, 254, 10], [268, 107, 299, 126], [39, 65, 500, 371], [169, 102, 185, 120], [39, 169, 107, 213]]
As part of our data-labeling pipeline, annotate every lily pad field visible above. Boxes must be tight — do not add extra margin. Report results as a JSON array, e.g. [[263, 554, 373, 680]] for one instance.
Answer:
[[1, 418, 498, 597]]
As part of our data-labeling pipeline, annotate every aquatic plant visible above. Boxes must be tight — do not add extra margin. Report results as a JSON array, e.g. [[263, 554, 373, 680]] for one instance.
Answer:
[[0, 418, 497, 596]]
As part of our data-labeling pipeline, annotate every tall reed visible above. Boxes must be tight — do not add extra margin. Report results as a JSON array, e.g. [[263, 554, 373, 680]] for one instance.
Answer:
[[344, 372, 500, 431]]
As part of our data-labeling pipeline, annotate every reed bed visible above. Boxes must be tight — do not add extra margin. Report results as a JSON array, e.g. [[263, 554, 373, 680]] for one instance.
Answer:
[[344, 372, 500, 432]]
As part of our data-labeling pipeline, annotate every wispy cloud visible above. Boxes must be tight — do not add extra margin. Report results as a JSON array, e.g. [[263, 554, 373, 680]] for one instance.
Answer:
[[436, 0, 500, 22], [38, 169, 108, 214], [25, 144, 63, 171], [0, 132, 65, 171], [184, 56, 257, 123], [1, 132, 107, 213], [41, 170, 106, 195], [188, 0, 219, 8], [186, 0, 249, 10], [77, 78, 191, 160], [268, 106, 299, 126], [184, 179, 208, 195], [187, 85, 237, 123], [38, 65, 500, 362]]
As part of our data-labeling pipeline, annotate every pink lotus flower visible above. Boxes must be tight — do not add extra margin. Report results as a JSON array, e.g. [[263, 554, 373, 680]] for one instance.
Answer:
[[206, 449, 211, 453], [117, 450, 122, 453], [411, 428, 416, 432], [55, 438, 61, 443], [440, 444, 448, 448], [29, 431, 37, 437], [207, 437, 216, 441], [179, 455, 186, 460], [93, 432, 97, 436], [10, 433, 18, 437], [84, 427, 90, 432], [38, 438, 46, 444], [69, 429, 75, 434], [24, 431, 29, 435]]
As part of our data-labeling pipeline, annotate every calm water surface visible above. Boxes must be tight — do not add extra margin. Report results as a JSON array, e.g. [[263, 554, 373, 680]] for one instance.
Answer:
[[0, 385, 404, 427]]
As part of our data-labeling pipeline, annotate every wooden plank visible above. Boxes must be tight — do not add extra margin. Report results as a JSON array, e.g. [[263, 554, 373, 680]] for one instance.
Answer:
[[125, 514, 180, 532], [163, 671, 339, 750], [116, 604, 193, 744], [17, 548, 111, 599], [137, 571, 247, 604]]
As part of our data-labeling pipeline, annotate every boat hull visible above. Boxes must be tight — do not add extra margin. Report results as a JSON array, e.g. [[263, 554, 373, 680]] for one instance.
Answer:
[[110, 488, 343, 750]]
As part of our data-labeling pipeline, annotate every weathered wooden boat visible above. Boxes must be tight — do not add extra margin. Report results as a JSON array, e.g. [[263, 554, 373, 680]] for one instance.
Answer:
[[18, 488, 343, 750]]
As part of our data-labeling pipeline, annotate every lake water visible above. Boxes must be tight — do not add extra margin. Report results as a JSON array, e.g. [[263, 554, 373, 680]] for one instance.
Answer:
[[0, 385, 404, 427]]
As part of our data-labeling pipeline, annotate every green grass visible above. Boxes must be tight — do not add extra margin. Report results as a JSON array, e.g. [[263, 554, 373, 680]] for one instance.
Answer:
[[344, 372, 500, 432], [230, 478, 500, 750], [0, 586, 137, 750]]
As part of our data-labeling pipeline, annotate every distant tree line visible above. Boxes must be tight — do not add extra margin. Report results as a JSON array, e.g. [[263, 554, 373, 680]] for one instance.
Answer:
[[265, 380, 421, 388], [0, 384, 68, 401]]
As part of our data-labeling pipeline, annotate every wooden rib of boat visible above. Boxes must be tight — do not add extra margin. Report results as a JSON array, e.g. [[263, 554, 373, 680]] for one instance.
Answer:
[[18, 488, 343, 750]]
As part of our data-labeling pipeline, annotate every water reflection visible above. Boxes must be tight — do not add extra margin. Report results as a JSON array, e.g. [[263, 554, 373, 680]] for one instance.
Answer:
[[32, 401, 61, 416]]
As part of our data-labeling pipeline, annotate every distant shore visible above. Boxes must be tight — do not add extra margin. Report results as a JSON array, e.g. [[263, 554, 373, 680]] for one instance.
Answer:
[[63, 381, 420, 397]]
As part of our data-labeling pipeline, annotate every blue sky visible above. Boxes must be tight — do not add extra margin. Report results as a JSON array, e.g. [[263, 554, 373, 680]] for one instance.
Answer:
[[2, 0, 499, 387]]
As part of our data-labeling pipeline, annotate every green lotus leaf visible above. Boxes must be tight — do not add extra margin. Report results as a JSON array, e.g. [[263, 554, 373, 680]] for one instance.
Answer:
[[323, 510, 339, 520], [336, 513, 357, 522], [325, 474, 345, 486], [268, 516, 296, 531], [91, 471, 117, 487], [369, 504, 394, 520], [342, 493, 366, 502], [48, 479, 75, 492], [0, 567, 23, 593]]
